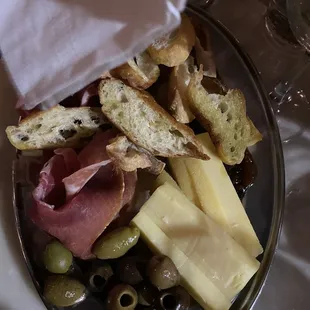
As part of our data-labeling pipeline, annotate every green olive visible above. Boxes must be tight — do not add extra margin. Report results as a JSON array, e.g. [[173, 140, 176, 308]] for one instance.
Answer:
[[158, 286, 190, 310], [88, 263, 114, 292], [43, 240, 73, 274], [147, 255, 180, 290], [43, 275, 86, 307], [93, 226, 140, 259], [106, 284, 138, 310]]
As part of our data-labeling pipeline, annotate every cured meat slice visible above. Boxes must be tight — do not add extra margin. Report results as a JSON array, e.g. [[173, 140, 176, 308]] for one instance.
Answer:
[[31, 164, 124, 259], [29, 130, 137, 259], [78, 129, 118, 167], [56, 131, 117, 200], [62, 161, 111, 201], [123, 171, 138, 206]]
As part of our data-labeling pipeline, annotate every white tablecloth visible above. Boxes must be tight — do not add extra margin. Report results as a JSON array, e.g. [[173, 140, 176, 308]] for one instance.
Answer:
[[0, 61, 44, 309]]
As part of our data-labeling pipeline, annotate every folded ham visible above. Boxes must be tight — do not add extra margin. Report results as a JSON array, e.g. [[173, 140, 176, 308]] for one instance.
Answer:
[[29, 130, 137, 259]]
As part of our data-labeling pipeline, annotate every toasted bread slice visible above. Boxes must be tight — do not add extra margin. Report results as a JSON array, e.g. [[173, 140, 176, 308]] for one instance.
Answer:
[[106, 135, 165, 174], [247, 117, 263, 146], [187, 69, 262, 165], [168, 56, 196, 123], [6, 105, 109, 150], [110, 51, 160, 89], [99, 78, 209, 160], [148, 14, 195, 67]]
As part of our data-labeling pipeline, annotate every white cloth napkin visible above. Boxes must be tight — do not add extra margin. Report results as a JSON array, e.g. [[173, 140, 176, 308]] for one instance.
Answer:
[[0, 0, 186, 110]]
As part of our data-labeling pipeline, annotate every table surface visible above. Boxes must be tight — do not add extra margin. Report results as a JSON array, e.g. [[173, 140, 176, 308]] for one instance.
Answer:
[[1, 1, 310, 309], [210, 0, 310, 309]]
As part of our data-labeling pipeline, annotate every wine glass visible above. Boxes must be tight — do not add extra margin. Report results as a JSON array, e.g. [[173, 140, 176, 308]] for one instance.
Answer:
[[287, 0, 310, 51], [268, 0, 310, 110]]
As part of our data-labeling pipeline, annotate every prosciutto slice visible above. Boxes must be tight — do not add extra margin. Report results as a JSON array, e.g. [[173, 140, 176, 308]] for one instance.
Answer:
[[29, 130, 136, 259]]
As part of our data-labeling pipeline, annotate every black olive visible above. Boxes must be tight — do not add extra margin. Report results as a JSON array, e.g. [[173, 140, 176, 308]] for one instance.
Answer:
[[106, 284, 138, 310], [158, 286, 190, 310], [160, 292, 177, 309], [87, 263, 113, 292], [59, 129, 77, 139], [65, 261, 83, 279], [117, 256, 145, 286], [137, 282, 158, 306], [78, 297, 104, 310]]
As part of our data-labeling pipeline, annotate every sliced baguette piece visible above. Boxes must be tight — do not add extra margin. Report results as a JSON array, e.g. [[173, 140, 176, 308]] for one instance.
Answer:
[[110, 51, 160, 89], [187, 69, 262, 165], [148, 14, 195, 67], [99, 78, 209, 160], [106, 135, 165, 174], [247, 117, 263, 146], [6, 105, 109, 150], [167, 56, 196, 123]]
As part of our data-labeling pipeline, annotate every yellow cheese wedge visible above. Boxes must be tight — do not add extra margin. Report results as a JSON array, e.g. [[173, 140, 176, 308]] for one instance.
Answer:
[[132, 210, 231, 310], [152, 170, 180, 192], [132, 183, 260, 307], [168, 157, 199, 206], [169, 133, 263, 257]]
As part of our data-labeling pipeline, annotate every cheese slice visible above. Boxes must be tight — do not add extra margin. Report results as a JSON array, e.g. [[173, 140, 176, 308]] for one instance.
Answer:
[[168, 157, 199, 206], [132, 183, 260, 308], [152, 170, 180, 192], [132, 210, 231, 310], [140, 183, 260, 300], [169, 133, 263, 257]]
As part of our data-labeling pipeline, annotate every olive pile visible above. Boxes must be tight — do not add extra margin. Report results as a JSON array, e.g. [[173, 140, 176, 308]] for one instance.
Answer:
[[41, 225, 193, 309]]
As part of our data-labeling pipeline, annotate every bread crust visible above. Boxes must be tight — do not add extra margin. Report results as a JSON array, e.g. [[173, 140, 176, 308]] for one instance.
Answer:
[[187, 69, 262, 165], [106, 135, 165, 174], [99, 78, 209, 160], [6, 105, 108, 150], [247, 117, 263, 146], [148, 14, 196, 67], [110, 52, 160, 89], [167, 56, 196, 123]]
